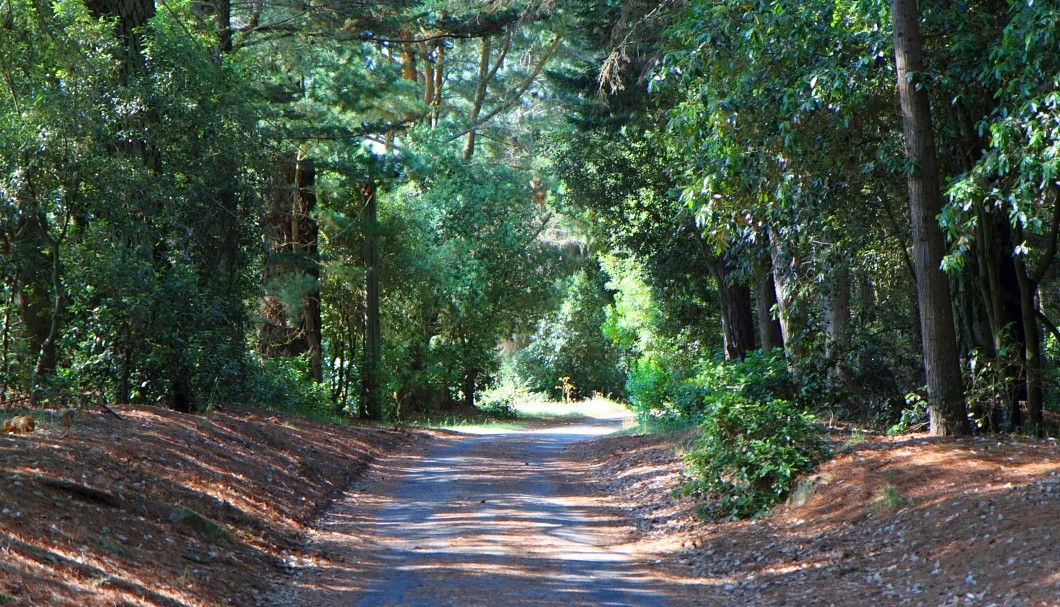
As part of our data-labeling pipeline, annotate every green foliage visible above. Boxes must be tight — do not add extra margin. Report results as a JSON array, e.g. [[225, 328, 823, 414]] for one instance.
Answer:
[[680, 395, 826, 520], [623, 344, 820, 520], [244, 356, 335, 419], [627, 348, 795, 424], [510, 266, 624, 400], [625, 355, 674, 417], [475, 378, 530, 420], [887, 390, 930, 435]]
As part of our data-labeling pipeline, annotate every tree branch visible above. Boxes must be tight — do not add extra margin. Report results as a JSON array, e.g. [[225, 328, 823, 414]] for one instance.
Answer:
[[1031, 185, 1060, 284], [448, 37, 560, 143]]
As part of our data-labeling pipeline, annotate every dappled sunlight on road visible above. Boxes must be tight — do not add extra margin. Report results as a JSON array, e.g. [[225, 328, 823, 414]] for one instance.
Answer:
[[269, 416, 702, 607]]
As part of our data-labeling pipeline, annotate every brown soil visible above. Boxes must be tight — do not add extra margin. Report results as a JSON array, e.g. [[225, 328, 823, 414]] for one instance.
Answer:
[[0, 405, 418, 606], [571, 429, 1060, 606], [3, 406, 1058, 607]]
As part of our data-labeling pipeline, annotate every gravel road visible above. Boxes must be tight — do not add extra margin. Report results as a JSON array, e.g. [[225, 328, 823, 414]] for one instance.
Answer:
[[266, 418, 684, 606]]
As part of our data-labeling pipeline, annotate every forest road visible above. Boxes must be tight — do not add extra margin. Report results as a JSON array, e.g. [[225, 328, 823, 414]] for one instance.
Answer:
[[265, 416, 688, 607]]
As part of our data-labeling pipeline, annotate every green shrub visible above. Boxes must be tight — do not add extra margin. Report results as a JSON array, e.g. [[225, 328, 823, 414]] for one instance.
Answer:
[[245, 356, 336, 418], [475, 378, 529, 419], [691, 348, 795, 404], [680, 394, 825, 520], [625, 356, 672, 415], [628, 348, 794, 424]]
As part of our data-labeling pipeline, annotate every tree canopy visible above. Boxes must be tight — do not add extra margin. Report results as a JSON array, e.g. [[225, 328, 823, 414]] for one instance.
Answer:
[[1, 0, 1057, 438]]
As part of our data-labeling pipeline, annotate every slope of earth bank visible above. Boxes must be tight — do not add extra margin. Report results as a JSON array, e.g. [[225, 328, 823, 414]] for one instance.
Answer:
[[571, 430, 1059, 607], [0, 405, 419, 606]]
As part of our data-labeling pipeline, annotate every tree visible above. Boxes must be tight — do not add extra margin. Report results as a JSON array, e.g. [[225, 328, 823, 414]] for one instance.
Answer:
[[890, 0, 969, 436]]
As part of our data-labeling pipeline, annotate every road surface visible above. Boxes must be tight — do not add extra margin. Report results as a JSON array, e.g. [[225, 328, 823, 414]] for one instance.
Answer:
[[266, 417, 685, 606]]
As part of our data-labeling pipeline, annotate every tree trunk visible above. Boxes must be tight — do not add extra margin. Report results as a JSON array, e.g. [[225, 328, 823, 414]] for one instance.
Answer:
[[708, 257, 755, 360], [463, 367, 477, 410], [464, 36, 493, 160], [1013, 254, 1043, 435], [361, 182, 382, 420], [755, 247, 784, 351], [891, 0, 969, 436], [768, 229, 806, 360], [755, 277, 784, 351], [260, 154, 323, 382], [7, 207, 62, 394], [823, 263, 852, 388], [84, 0, 155, 75], [823, 265, 852, 358]]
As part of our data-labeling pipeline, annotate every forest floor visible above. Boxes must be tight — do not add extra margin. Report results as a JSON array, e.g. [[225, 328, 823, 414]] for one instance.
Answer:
[[1, 402, 1058, 606]]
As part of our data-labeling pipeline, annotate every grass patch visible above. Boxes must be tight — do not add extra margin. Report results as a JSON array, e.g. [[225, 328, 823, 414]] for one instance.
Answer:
[[871, 484, 913, 512], [618, 413, 701, 436], [839, 430, 868, 452], [407, 415, 526, 431], [402, 398, 631, 431], [514, 398, 630, 420]]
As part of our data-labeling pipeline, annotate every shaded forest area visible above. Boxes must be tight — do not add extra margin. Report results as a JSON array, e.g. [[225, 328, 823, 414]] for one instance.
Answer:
[[2, 0, 1058, 446]]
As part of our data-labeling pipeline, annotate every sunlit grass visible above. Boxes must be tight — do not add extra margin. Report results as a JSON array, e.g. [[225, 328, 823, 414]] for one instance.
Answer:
[[514, 397, 632, 420], [616, 413, 701, 437], [404, 398, 633, 431]]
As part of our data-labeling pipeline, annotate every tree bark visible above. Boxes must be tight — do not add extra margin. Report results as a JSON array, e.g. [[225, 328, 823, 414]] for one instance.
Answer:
[[708, 257, 755, 360], [463, 32, 510, 159], [823, 265, 852, 356], [361, 182, 382, 420], [755, 241, 784, 351], [1013, 253, 1043, 435], [260, 154, 323, 382], [891, 0, 969, 436], [463, 366, 477, 410], [11, 211, 61, 386], [768, 228, 806, 360], [84, 0, 155, 75], [755, 277, 784, 351]]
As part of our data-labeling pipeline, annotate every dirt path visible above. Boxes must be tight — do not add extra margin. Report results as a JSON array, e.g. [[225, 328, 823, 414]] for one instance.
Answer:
[[265, 418, 700, 606]]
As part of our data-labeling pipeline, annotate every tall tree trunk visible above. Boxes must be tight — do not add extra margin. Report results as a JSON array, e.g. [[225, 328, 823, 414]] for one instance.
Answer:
[[463, 366, 477, 410], [891, 0, 969, 436], [823, 264, 853, 386], [361, 182, 382, 420], [768, 229, 806, 360], [84, 0, 155, 75], [1012, 190, 1060, 436], [755, 243, 784, 351], [12, 211, 61, 389], [823, 267, 852, 352], [462, 31, 513, 159], [1013, 253, 1043, 435], [755, 278, 784, 351], [260, 154, 322, 382], [464, 36, 493, 160]]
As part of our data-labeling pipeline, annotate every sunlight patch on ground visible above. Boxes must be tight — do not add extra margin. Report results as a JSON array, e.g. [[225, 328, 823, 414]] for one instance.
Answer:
[[514, 398, 633, 420]]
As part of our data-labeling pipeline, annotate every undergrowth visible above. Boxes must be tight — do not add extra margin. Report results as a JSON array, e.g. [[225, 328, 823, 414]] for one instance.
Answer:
[[629, 349, 827, 520]]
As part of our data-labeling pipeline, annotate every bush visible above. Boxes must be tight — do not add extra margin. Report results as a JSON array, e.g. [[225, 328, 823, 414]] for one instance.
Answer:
[[625, 356, 672, 415], [680, 394, 825, 520], [475, 378, 530, 419], [245, 356, 336, 418], [627, 348, 794, 424]]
